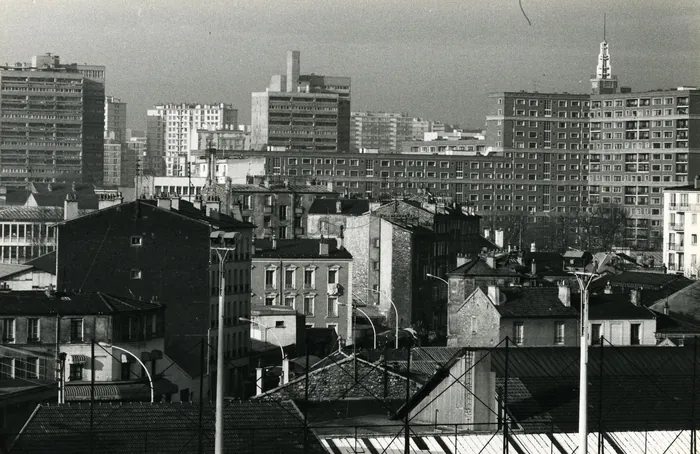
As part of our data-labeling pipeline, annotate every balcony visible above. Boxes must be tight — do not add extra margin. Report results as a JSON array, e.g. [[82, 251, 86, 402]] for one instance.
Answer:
[[669, 204, 689, 211], [668, 223, 685, 231], [667, 242, 684, 251]]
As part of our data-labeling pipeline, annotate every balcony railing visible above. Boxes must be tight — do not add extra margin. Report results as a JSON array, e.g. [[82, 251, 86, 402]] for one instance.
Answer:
[[669, 204, 690, 211], [668, 223, 685, 231], [667, 242, 684, 251]]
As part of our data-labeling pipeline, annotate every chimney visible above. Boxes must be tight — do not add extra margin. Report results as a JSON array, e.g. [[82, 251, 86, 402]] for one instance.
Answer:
[[630, 288, 641, 306], [485, 255, 496, 269], [170, 195, 180, 211], [192, 196, 203, 212], [157, 194, 172, 211], [205, 196, 221, 216], [558, 281, 571, 307], [98, 193, 124, 210], [456, 253, 469, 268], [530, 242, 537, 252], [64, 193, 79, 221], [335, 200, 342, 214], [494, 229, 504, 249], [484, 228, 491, 239], [271, 235, 277, 250], [604, 282, 612, 294], [663, 301, 670, 316], [487, 285, 501, 305], [255, 361, 264, 396], [530, 259, 537, 276], [338, 225, 345, 250], [695, 175, 700, 190], [319, 240, 330, 256], [327, 181, 334, 192], [263, 178, 270, 189]]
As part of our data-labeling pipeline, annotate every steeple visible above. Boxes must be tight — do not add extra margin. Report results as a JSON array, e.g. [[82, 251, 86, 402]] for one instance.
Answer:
[[590, 14, 618, 94]]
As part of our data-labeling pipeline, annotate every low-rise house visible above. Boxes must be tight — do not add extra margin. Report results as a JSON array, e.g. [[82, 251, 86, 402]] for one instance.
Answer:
[[251, 238, 353, 345], [0, 251, 56, 290], [448, 283, 580, 348], [0, 289, 182, 401]]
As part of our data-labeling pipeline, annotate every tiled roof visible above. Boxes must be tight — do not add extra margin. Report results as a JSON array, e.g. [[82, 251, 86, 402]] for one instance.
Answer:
[[591, 272, 695, 307], [11, 400, 325, 453], [0, 206, 76, 222], [64, 378, 178, 401], [492, 287, 579, 318], [0, 291, 162, 315], [649, 281, 700, 319], [654, 310, 700, 335], [490, 347, 700, 432], [605, 271, 681, 287], [584, 294, 657, 320], [253, 238, 352, 259], [24, 251, 56, 274], [307, 198, 370, 215]]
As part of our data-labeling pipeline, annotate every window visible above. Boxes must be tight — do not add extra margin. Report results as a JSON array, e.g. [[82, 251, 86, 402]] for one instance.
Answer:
[[70, 319, 83, 342], [265, 269, 276, 288], [283, 295, 295, 307], [327, 297, 338, 317], [630, 323, 641, 345], [27, 318, 39, 342], [69, 364, 83, 381], [2, 318, 15, 343], [303, 295, 314, 316], [264, 195, 273, 207], [25, 357, 39, 379], [130, 269, 142, 280], [304, 269, 315, 288], [0, 358, 13, 379], [513, 322, 524, 345], [328, 268, 338, 284], [554, 322, 565, 345], [130, 236, 142, 246], [265, 295, 276, 306], [284, 269, 295, 289]]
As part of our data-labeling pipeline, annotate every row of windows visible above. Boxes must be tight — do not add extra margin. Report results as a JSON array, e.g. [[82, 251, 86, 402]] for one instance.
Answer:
[[264, 266, 338, 289], [264, 293, 339, 317], [1, 317, 82, 343]]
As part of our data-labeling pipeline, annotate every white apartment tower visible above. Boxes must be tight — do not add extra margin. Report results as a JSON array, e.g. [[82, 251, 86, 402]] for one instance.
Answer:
[[146, 103, 238, 177], [663, 177, 700, 278]]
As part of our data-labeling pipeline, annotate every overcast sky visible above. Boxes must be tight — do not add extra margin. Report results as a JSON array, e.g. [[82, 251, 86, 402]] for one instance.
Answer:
[[2, 0, 698, 130]]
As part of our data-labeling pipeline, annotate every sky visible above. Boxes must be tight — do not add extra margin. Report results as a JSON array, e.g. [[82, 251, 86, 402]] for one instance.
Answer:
[[1, 0, 699, 130]]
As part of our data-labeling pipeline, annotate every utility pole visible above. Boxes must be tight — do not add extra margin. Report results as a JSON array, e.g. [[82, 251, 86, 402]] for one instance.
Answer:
[[90, 339, 95, 453]]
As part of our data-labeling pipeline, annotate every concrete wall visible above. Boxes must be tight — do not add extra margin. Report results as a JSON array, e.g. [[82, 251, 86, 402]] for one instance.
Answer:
[[498, 317, 579, 347], [250, 92, 269, 150], [1, 270, 55, 290], [589, 318, 656, 346], [448, 288, 501, 348]]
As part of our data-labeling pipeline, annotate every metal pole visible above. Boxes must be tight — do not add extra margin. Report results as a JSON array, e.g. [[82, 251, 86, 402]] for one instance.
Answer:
[[304, 327, 309, 453], [199, 339, 205, 454], [356, 308, 377, 349], [693, 336, 698, 454], [108, 345, 154, 403], [90, 339, 95, 453], [579, 286, 589, 454], [215, 249, 227, 454], [503, 337, 509, 454], [404, 342, 411, 454], [599, 335, 604, 454]]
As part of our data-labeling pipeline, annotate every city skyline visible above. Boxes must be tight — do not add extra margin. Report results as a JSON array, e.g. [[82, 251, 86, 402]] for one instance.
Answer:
[[1, 0, 698, 130]]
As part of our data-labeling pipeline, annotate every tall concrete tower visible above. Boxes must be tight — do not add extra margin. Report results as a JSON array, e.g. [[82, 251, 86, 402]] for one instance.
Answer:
[[590, 15, 619, 94], [286, 50, 300, 93]]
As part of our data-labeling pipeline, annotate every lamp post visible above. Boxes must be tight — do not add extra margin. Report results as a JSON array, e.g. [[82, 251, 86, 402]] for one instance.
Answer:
[[426, 273, 449, 336], [361, 287, 399, 349], [570, 268, 598, 454], [210, 230, 240, 454], [425, 273, 448, 286], [239, 317, 286, 368], [98, 342, 154, 403], [346, 293, 377, 349]]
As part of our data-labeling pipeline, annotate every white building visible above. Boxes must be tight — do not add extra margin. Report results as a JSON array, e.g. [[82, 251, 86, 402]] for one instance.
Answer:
[[663, 176, 700, 277], [146, 103, 238, 177]]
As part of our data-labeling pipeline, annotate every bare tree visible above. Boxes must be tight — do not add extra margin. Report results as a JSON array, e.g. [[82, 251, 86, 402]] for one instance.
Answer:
[[578, 204, 629, 251]]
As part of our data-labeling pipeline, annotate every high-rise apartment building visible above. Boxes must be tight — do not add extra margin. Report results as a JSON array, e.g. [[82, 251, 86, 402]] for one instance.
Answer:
[[146, 103, 237, 176], [0, 53, 105, 187], [251, 51, 351, 152], [104, 96, 127, 142], [350, 112, 416, 153], [663, 178, 700, 277]]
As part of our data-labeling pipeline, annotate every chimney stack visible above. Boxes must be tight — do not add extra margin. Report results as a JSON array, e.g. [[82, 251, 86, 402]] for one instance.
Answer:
[[530, 242, 537, 252], [604, 282, 613, 294], [484, 228, 491, 239], [281, 355, 290, 386], [255, 360, 264, 396], [319, 240, 330, 256], [327, 181, 334, 193], [335, 200, 342, 214], [695, 175, 700, 190], [456, 253, 469, 268], [531, 259, 537, 276], [485, 255, 496, 269], [487, 285, 501, 305], [494, 229, 504, 249], [157, 193, 172, 211], [338, 225, 345, 250], [663, 301, 670, 316], [558, 281, 571, 307], [205, 195, 221, 216], [64, 193, 79, 221], [630, 288, 641, 306], [271, 235, 277, 250]]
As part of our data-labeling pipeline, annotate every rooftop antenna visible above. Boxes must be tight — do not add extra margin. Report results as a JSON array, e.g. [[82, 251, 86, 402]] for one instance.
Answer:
[[603, 13, 606, 42]]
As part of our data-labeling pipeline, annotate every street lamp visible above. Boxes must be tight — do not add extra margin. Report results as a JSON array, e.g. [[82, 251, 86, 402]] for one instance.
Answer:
[[569, 267, 598, 454], [97, 342, 154, 403], [360, 287, 399, 349], [344, 293, 377, 349], [426, 273, 450, 336], [426, 273, 448, 286], [239, 317, 286, 370], [210, 229, 240, 454]]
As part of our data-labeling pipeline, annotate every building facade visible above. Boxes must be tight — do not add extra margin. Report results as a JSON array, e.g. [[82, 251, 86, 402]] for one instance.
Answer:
[[663, 179, 700, 276], [251, 238, 353, 345], [0, 54, 105, 186], [251, 51, 351, 152], [104, 96, 127, 142], [350, 112, 415, 153], [146, 103, 238, 177], [54, 198, 254, 398]]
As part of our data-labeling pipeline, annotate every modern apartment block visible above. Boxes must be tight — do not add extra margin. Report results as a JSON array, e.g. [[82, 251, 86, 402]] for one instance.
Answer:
[[350, 112, 416, 153], [103, 140, 136, 187], [146, 103, 238, 176], [0, 53, 105, 186], [663, 177, 700, 277], [104, 96, 127, 142], [251, 51, 351, 152]]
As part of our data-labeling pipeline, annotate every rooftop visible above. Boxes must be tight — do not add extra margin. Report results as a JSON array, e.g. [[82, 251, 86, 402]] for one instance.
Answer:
[[307, 198, 369, 216], [253, 238, 352, 260], [489, 287, 579, 318], [0, 291, 162, 315], [448, 256, 522, 278], [11, 401, 326, 453], [0, 206, 91, 222], [24, 251, 56, 274]]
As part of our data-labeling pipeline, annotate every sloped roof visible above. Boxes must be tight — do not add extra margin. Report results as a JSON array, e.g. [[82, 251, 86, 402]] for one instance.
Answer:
[[0, 263, 32, 279], [654, 310, 700, 335], [253, 238, 352, 259], [649, 281, 700, 319], [0, 206, 89, 222], [0, 291, 162, 315], [591, 272, 695, 307], [448, 257, 523, 277], [24, 251, 56, 274], [562, 249, 588, 259], [584, 294, 657, 320], [492, 287, 579, 318], [307, 198, 369, 215], [11, 401, 325, 454], [28, 192, 98, 209]]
